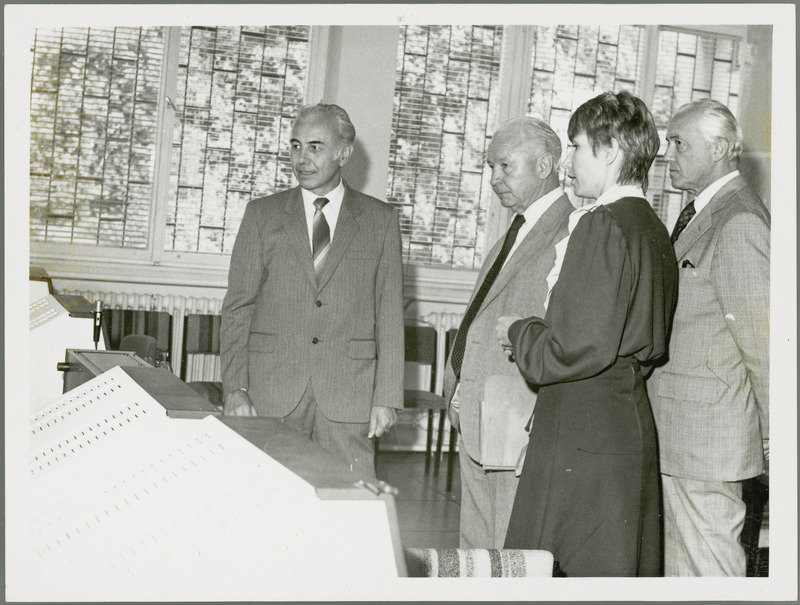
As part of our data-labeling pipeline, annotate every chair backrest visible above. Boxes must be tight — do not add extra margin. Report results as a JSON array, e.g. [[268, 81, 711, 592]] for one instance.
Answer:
[[181, 314, 222, 382], [104, 309, 172, 362], [444, 328, 458, 363], [404, 325, 437, 392], [119, 334, 158, 363]]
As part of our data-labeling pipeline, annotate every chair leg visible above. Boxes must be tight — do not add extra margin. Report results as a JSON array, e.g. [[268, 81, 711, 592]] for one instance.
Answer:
[[424, 410, 434, 474], [446, 428, 458, 492], [433, 409, 446, 476]]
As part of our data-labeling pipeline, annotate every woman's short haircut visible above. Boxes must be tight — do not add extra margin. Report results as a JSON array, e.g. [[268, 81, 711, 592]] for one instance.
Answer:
[[295, 103, 356, 147], [567, 90, 660, 192], [672, 99, 743, 162]]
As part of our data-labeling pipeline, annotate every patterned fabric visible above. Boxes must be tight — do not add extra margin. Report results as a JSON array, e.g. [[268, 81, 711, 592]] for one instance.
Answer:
[[450, 214, 525, 379], [670, 200, 696, 244], [404, 548, 554, 577], [312, 197, 331, 276]]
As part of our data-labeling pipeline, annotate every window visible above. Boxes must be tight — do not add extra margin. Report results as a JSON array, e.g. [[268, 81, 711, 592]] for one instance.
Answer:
[[388, 24, 747, 268], [647, 29, 743, 227], [30, 27, 164, 247], [526, 25, 647, 143], [386, 25, 504, 270], [29, 26, 310, 257], [166, 26, 309, 254], [30, 24, 749, 275]]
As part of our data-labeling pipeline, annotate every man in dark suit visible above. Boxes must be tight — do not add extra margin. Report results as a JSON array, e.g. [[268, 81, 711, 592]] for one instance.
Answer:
[[647, 99, 770, 575], [220, 104, 404, 479], [443, 117, 573, 548]]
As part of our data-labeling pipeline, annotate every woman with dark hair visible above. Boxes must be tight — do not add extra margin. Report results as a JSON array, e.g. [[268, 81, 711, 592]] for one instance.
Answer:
[[496, 91, 678, 576]]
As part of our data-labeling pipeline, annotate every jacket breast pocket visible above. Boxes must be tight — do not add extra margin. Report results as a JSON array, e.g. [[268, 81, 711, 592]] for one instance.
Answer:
[[248, 332, 276, 353]]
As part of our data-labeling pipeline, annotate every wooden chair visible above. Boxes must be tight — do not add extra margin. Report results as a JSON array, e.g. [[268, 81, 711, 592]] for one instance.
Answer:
[[181, 313, 224, 407], [376, 325, 457, 490], [118, 334, 157, 364], [444, 328, 459, 492]]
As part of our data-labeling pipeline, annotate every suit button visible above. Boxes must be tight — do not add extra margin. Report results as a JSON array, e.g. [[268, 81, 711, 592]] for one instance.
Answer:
[[315, 300, 322, 307], [312, 337, 319, 344]]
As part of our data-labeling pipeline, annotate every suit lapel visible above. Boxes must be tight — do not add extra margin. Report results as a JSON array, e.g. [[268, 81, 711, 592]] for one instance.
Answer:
[[281, 188, 318, 287], [674, 176, 745, 259], [316, 187, 360, 291], [477, 194, 570, 313]]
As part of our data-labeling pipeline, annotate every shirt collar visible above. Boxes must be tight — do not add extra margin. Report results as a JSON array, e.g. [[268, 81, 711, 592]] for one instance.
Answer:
[[300, 179, 345, 207], [694, 170, 739, 215], [591, 184, 645, 210]]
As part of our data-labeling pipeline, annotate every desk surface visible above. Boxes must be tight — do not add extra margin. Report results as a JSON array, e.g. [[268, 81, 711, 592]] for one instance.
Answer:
[[220, 416, 372, 491]]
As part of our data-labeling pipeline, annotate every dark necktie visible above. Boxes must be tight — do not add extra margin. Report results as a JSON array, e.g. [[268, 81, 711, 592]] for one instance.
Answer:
[[450, 214, 526, 380], [670, 200, 696, 245], [312, 197, 331, 277]]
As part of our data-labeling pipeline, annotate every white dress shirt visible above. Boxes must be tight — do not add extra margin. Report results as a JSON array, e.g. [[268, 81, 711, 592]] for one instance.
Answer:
[[300, 179, 346, 248], [544, 184, 645, 310], [503, 187, 565, 268]]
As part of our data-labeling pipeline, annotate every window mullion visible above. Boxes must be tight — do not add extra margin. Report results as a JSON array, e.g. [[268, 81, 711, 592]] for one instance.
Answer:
[[147, 26, 181, 264], [638, 25, 660, 107]]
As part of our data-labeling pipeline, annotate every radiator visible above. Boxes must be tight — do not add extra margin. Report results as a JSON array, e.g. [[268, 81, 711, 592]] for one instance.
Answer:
[[73, 290, 223, 382], [69, 292, 465, 449]]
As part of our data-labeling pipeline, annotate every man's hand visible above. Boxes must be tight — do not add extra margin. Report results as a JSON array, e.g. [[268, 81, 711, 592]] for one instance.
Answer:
[[223, 389, 258, 417], [496, 315, 522, 360], [515, 444, 527, 477], [368, 406, 398, 439], [448, 386, 460, 430]]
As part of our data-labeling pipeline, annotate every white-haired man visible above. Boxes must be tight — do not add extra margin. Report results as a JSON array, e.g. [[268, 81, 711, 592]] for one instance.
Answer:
[[443, 117, 573, 548], [647, 99, 770, 576]]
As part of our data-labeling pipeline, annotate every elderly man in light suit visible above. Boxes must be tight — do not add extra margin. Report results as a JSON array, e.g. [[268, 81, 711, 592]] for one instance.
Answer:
[[444, 117, 573, 548], [220, 103, 404, 479], [647, 99, 770, 576]]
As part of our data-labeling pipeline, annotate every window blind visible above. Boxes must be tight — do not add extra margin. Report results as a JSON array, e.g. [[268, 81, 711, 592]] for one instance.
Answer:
[[30, 27, 164, 248], [165, 26, 309, 254], [526, 25, 647, 187], [386, 25, 504, 269]]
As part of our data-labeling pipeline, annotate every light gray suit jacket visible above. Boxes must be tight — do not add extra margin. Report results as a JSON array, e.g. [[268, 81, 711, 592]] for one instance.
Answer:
[[220, 185, 405, 422], [443, 194, 573, 463], [648, 175, 770, 481]]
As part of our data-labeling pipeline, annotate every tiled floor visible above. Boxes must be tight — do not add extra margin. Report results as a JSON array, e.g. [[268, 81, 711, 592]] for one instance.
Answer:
[[376, 451, 461, 549]]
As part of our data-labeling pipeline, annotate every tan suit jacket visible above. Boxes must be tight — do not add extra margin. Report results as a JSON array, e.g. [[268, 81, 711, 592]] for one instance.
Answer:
[[443, 194, 573, 463], [648, 175, 770, 481], [220, 185, 404, 422]]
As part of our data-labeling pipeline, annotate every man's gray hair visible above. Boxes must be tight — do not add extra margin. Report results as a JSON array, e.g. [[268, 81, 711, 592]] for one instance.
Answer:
[[674, 99, 743, 162], [295, 103, 356, 147], [495, 116, 563, 165]]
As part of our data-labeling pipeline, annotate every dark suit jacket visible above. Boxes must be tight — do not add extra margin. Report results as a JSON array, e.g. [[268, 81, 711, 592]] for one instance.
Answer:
[[220, 185, 405, 422], [647, 175, 770, 481]]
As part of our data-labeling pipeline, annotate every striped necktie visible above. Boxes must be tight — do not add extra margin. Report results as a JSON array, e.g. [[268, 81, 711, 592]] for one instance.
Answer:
[[312, 197, 331, 277]]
